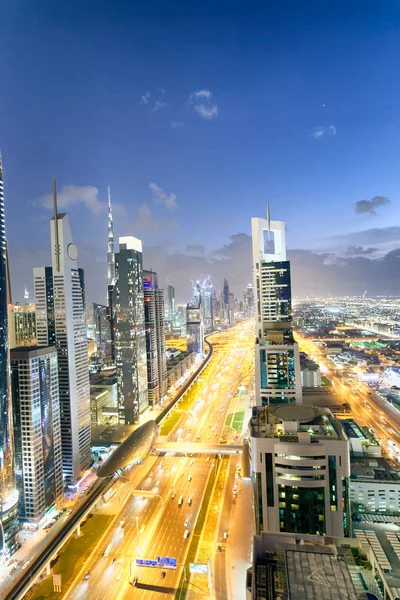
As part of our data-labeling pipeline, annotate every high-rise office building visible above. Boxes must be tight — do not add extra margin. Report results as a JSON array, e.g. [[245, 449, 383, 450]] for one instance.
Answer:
[[244, 283, 255, 317], [33, 181, 91, 482], [251, 211, 302, 405], [222, 278, 231, 326], [0, 154, 19, 553], [107, 187, 115, 288], [186, 304, 204, 356], [11, 346, 63, 523], [250, 404, 350, 538], [143, 270, 167, 405], [8, 303, 36, 348], [93, 303, 111, 357], [111, 236, 148, 423], [166, 279, 175, 324]]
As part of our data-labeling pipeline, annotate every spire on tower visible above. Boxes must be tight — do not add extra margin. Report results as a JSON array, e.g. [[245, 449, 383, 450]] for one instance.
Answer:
[[107, 186, 116, 289]]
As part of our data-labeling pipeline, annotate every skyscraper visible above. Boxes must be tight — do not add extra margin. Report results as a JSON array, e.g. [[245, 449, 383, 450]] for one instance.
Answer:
[[11, 346, 63, 522], [34, 180, 91, 482], [167, 279, 175, 323], [111, 236, 148, 423], [222, 278, 231, 326], [93, 303, 111, 357], [251, 209, 302, 405], [8, 302, 36, 348], [186, 304, 204, 356], [243, 283, 255, 317], [107, 186, 115, 288], [0, 154, 19, 553], [143, 270, 167, 405]]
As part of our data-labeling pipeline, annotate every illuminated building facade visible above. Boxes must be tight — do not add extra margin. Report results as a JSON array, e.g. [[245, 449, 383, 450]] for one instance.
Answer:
[[250, 404, 350, 538], [143, 270, 167, 406], [34, 183, 91, 482], [0, 154, 19, 553], [11, 346, 63, 522], [251, 212, 301, 405], [111, 236, 148, 423]]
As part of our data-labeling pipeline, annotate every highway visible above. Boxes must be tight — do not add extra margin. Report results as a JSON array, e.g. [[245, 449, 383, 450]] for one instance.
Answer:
[[4, 333, 214, 600], [37, 320, 255, 600], [295, 332, 400, 454]]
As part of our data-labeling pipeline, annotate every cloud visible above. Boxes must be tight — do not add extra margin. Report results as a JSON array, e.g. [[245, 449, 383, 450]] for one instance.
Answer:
[[189, 89, 213, 102], [194, 104, 218, 119], [186, 243, 206, 254], [171, 120, 184, 128], [310, 125, 337, 139], [152, 100, 165, 112], [354, 196, 391, 216], [345, 246, 378, 256], [149, 183, 177, 210], [112, 203, 127, 216], [41, 184, 104, 214], [131, 203, 160, 233], [190, 89, 219, 120], [140, 92, 150, 104]]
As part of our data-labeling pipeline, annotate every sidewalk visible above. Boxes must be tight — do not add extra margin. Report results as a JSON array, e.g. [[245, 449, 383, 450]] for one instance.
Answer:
[[225, 476, 254, 600]]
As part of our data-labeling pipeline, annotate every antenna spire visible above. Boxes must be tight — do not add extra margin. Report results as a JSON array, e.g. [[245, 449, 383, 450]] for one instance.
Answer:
[[53, 177, 61, 272], [266, 201, 271, 242]]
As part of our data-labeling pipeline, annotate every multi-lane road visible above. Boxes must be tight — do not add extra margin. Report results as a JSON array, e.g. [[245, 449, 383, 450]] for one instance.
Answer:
[[55, 320, 254, 600], [296, 332, 400, 452]]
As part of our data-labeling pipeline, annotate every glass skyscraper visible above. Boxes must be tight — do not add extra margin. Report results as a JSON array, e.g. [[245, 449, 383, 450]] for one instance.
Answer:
[[34, 205, 91, 482], [0, 155, 19, 553], [251, 214, 302, 406], [111, 236, 148, 423]]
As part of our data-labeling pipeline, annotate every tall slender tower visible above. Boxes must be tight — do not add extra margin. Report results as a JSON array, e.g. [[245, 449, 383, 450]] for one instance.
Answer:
[[251, 205, 302, 406], [34, 179, 91, 482], [0, 154, 19, 553], [107, 187, 115, 288]]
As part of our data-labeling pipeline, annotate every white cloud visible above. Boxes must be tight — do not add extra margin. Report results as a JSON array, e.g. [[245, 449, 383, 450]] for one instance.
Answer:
[[149, 183, 177, 210], [311, 125, 337, 139], [190, 89, 219, 120], [194, 104, 218, 120], [140, 92, 150, 104], [171, 120, 184, 128], [41, 185, 105, 214], [132, 203, 160, 233], [189, 89, 213, 102], [152, 100, 165, 112]]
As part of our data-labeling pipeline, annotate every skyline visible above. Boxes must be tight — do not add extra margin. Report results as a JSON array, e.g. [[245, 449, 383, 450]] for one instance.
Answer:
[[1, 1, 400, 303]]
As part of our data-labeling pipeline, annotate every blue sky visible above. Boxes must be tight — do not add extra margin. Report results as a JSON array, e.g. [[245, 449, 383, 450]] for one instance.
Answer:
[[1, 0, 400, 302]]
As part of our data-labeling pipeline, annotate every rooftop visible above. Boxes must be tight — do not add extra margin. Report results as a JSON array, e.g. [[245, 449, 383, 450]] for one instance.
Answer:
[[250, 404, 346, 442]]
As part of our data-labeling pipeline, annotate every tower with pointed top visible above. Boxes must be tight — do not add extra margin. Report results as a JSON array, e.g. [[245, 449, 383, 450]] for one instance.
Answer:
[[34, 179, 91, 482], [107, 187, 115, 289], [251, 204, 302, 406]]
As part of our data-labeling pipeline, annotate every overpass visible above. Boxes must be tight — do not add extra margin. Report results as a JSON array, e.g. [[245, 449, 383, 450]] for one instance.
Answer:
[[154, 442, 251, 478], [154, 442, 243, 454], [4, 338, 214, 600]]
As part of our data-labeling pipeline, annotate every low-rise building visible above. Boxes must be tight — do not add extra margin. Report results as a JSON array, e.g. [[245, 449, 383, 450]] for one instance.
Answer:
[[300, 356, 321, 387], [246, 531, 362, 600], [166, 351, 195, 389]]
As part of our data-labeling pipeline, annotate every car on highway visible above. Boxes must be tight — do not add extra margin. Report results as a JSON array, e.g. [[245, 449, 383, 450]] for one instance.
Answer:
[[131, 577, 138, 586], [178, 495, 184, 506], [188, 497, 192, 506], [188, 475, 192, 481], [161, 571, 166, 578], [171, 492, 176, 499], [223, 532, 228, 539], [84, 571, 91, 580], [184, 518, 189, 527], [184, 529, 190, 538]]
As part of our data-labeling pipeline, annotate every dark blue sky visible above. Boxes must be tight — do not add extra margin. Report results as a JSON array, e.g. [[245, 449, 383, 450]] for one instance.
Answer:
[[1, 1, 400, 302]]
